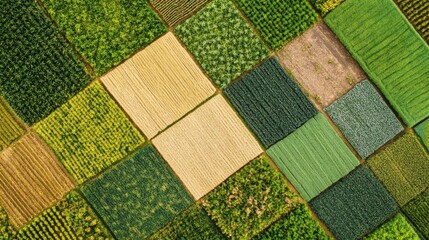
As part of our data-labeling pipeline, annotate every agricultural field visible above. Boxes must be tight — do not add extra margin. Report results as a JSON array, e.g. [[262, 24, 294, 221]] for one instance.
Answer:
[[394, 0, 429, 44], [311, 0, 345, 15], [202, 156, 300, 239], [0, 99, 24, 151], [276, 21, 366, 108], [0, 0, 91, 124], [234, 0, 318, 50], [326, 80, 403, 158], [325, 0, 429, 126], [101, 32, 215, 138], [0, 133, 75, 227], [153, 95, 262, 200], [151, 0, 212, 26], [224, 58, 318, 148], [310, 166, 399, 240], [41, 0, 166, 75], [81, 146, 193, 239], [267, 113, 360, 201], [175, 0, 268, 88], [363, 214, 420, 240], [34, 82, 144, 184], [415, 118, 429, 150], [403, 189, 429, 239]]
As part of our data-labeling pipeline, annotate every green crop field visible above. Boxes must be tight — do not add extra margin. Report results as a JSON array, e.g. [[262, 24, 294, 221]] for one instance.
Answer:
[[151, 0, 212, 26], [311, 0, 345, 15], [415, 118, 429, 150], [0, 99, 24, 151], [81, 146, 193, 239], [325, 0, 429, 126], [395, 0, 429, 44], [267, 113, 360, 201], [234, 0, 318, 50], [175, 0, 268, 88], [225, 58, 318, 148], [0, 0, 92, 125], [34, 82, 144, 184], [403, 189, 429, 239], [363, 214, 420, 240]]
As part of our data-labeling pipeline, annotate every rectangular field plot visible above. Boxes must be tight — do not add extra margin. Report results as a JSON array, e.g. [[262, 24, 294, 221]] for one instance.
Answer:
[[325, 0, 429, 126], [151, 0, 211, 26], [0, 99, 24, 150], [363, 214, 420, 240], [395, 0, 429, 44], [403, 189, 429, 239]]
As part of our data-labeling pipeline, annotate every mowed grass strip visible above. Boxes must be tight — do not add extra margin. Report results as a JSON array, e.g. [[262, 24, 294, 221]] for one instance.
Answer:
[[225, 58, 317, 148], [403, 189, 429, 239], [150, 0, 212, 26], [276, 21, 366, 108], [415, 118, 429, 150], [202, 156, 300, 239], [326, 80, 403, 159], [395, 0, 429, 44], [234, 0, 318, 50], [41, 0, 166, 75], [367, 131, 429, 206], [267, 113, 360, 201], [175, 0, 268, 88], [0, 132, 75, 227], [101, 32, 215, 139], [153, 95, 262, 200], [0, 0, 91, 124], [0, 99, 24, 150], [310, 166, 399, 240], [34, 81, 144, 184], [325, 0, 429, 126], [363, 214, 420, 240], [81, 146, 193, 240]]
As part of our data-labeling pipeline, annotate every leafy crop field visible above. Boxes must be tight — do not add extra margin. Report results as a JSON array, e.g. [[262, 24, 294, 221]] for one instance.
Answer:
[[325, 0, 429, 126], [395, 0, 429, 44], [311, 0, 345, 15], [326, 80, 403, 158], [34, 82, 144, 184], [0, 133, 75, 227], [175, 0, 268, 88], [101, 32, 215, 139], [81, 146, 193, 239], [153, 95, 262, 200], [267, 113, 360, 201], [310, 166, 399, 240], [403, 189, 429, 239], [363, 214, 420, 240], [0, 99, 24, 151], [0, 0, 91, 124], [41, 0, 166, 75], [415, 118, 429, 150], [225, 58, 318, 148], [234, 0, 318, 50], [151, 0, 212, 26]]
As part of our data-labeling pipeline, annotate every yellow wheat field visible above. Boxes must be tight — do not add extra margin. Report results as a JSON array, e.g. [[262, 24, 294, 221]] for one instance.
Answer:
[[101, 32, 215, 138], [153, 95, 263, 200]]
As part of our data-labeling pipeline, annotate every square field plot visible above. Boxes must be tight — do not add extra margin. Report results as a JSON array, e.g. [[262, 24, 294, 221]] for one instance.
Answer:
[[310, 166, 399, 240], [175, 0, 268, 88], [0, 0, 91, 124], [81, 146, 193, 240], [0, 99, 24, 150], [326, 80, 403, 158], [364, 214, 420, 240], [0, 132, 75, 227], [267, 113, 360, 201], [415, 118, 429, 151], [367, 131, 429, 206], [403, 189, 429, 239], [202, 156, 300, 239], [225, 58, 318, 148], [277, 21, 366, 108], [153, 95, 263, 200], [41, 0, 166, 75], [151, 0, 212, 26], [101, 32, 215, 139], [34, 82, 144, 184], [235, 0, 318, 50], [325, 0, 429, 126]]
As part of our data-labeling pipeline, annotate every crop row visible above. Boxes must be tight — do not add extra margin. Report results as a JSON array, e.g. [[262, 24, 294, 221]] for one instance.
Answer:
[[394, 0, 429, 43]]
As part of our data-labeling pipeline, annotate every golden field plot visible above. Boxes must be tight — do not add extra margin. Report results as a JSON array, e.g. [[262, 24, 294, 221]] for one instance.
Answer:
[[276, 21, 366, 108], [0, 132, 75, 227], [0, 99, 24, 151], [102, 32, 216, 139], [153, 95, 263, 200]]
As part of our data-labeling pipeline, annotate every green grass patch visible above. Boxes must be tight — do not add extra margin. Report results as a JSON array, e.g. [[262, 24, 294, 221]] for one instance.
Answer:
[[310, 166, 399, 240], [326, 80, 403, 159], [325, 0, 429, 126], [202, 156, 300, 239], [255, 204, 331, 240], [403, 189, 429, 239], [395, 0, 429, 44], [368, 131, 429, 206], [34, 82, 144, 184], [41, 0, 166, 75], [235, 0, 318, 50], [175, 0, 268, 88], [415, 118, 429, 151], [267, 113, 360, 201], [224, 58, 318, 148], [149, 202, 226, 240], [0, 100, 24, 151], [311, 0, 345, 15], [81, 146, 193, 240], [363, 214, 420, 240], [0, 0, 91, 124]]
